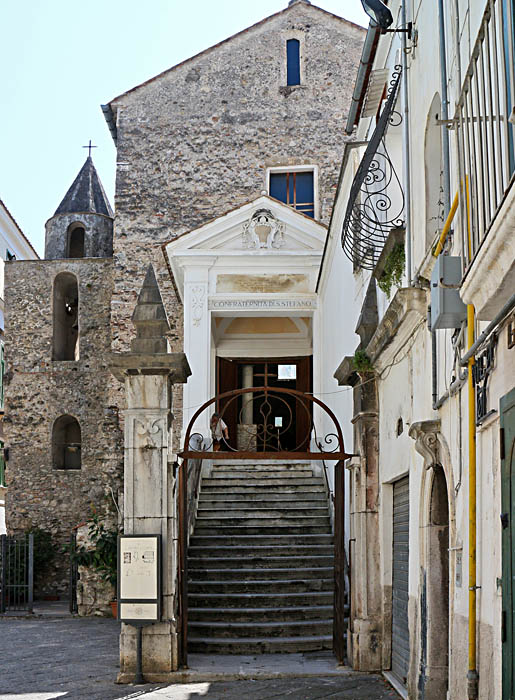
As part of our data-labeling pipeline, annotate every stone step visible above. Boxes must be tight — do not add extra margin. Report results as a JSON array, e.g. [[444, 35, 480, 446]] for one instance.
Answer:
[[187, 635, 332, 654], [188, 555, 334, 570], [202, 478, 324, 488], [188, 578, 333, 594], [188, 605, 333, 622], [188, 544, 335, 558], [200, 484, 326, 494], [197, 506, 329, 517], [194, 524, 331, 535], [211, 463, 312, 472], [189, 534, 334, 547], [189, 566, 333, 582], [198, 491, 328, 503], [196, 507, 329, 519], [188, 619, 332, 639], [208, 470, 314, 479], [188, 591, 333, 609], [194, 515, 330, 527]]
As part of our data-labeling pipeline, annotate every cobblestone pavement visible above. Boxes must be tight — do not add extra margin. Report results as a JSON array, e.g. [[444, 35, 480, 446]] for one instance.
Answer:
[[0, 617, 399, 700]]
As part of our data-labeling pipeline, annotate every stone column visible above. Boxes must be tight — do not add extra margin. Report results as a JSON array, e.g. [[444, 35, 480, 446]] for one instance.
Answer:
[[111, 265, 190, 682], [241, 364, 253, 423], [238, 364, 257, 450]]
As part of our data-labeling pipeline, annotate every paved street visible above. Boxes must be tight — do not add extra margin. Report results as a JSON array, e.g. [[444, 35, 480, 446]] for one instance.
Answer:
[[0, 617, 398, 699]]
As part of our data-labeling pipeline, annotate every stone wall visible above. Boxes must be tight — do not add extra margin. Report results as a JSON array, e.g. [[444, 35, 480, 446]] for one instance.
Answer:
[[4, 258, 123, 597], [108, 2, 364, 446]]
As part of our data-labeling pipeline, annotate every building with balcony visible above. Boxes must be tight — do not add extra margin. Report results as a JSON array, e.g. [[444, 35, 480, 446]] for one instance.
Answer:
[[317, 0, 515, 697]]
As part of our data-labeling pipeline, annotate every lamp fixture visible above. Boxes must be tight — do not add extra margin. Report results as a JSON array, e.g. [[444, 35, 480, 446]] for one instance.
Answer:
[[360, 0, 412, 38]]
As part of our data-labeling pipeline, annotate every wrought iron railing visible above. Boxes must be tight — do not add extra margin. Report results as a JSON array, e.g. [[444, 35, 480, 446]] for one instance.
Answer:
[[455, 0, 515, 266], [341, 65, 405, 270]]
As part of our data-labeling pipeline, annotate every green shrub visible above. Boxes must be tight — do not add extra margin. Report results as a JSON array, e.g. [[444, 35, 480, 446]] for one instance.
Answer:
[[378, 243, 405, 297]]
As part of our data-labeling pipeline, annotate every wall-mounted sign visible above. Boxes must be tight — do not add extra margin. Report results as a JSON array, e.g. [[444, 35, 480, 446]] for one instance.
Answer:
[[209, 297, 317, 311], [118, 535, 161, 623]]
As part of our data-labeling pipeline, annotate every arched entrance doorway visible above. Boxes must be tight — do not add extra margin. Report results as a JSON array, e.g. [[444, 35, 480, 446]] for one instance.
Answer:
[[177, 385, 352, 668], [425, 465, 450, 698]]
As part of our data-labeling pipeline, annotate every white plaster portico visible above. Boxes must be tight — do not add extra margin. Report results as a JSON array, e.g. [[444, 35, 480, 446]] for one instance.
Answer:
[[163, 196, 327, 439]]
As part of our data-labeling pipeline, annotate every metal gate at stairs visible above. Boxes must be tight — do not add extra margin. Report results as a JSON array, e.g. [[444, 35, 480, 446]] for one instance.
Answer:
[[177, 386, 353, 668]]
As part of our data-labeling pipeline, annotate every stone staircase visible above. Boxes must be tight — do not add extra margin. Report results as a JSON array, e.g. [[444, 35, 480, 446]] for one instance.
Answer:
[[187, 461, 334, 654]]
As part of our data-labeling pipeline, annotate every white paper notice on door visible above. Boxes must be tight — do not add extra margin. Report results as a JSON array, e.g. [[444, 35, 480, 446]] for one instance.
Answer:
[[119, 536, 159, 600]]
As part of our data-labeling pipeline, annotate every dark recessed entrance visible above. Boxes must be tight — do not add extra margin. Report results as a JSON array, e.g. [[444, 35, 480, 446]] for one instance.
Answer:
[[216, 356, 312, 452]]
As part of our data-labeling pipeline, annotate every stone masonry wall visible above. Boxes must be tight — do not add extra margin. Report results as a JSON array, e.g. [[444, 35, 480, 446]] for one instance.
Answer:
[[108, 3, 364, 446], [4, 258, 123, 597]]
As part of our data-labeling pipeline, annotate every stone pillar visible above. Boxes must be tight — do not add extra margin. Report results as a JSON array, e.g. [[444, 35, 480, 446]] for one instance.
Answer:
[[333, 278, 383, 672], [238, 364, 257, 450], [182, 262, 214, 442], [111, 265, 190, 682], [241, 365, 253, 424]]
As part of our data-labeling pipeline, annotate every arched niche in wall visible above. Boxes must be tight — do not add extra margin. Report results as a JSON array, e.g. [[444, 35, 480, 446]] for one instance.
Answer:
[[67, 224, 85, 258], [52, 414, 81, 469], [424, 94, 444, 251], [52, 272, 79, 361], [425, 464, 450, 698]]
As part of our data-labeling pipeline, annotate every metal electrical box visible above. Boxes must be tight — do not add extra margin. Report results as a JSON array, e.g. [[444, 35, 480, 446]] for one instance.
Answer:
[[430, 256, 467, 330]]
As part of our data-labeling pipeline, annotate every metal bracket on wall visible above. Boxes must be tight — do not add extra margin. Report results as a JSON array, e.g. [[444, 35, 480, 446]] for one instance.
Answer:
[[473, 334, 498, 425]]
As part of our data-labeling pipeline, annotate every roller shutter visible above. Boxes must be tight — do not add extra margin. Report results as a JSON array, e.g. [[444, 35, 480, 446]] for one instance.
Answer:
[[391, 476, 410, 686]]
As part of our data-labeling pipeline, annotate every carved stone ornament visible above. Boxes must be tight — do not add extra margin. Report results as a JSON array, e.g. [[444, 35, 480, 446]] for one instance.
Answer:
[[408, 420, 441, 469], [191, 285, 206, 327], [134, 417, 164, 449], [242, 209, 285, 250]]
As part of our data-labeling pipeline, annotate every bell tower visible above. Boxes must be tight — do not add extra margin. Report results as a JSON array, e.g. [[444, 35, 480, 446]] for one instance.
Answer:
[[44, 156, 113, 260]]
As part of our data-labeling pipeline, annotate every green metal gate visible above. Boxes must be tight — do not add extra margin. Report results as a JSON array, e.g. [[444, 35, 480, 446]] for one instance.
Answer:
[[0, 534, 34, 613]]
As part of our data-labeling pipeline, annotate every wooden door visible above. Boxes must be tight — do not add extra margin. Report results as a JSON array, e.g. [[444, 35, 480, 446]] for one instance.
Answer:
[[295, 356, 312, 450], [216, 357, 238, 449], [501, 387, 515, 700]]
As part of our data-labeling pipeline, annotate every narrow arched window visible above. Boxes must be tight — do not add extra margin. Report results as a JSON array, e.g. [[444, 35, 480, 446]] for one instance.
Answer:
[[52, 415, 81, 469], [287, 39, 301, 86], [67, 225, 85, 258], [52, 272, 79, 361]]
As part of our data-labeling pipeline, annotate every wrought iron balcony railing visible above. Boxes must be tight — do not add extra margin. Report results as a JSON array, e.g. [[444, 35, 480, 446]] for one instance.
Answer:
[[455, 0, 515, 266], [341, 65, 405, 270]]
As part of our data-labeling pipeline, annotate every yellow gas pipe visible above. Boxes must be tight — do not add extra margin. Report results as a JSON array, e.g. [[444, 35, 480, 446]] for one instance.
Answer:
[[432, 178, 478, 698]]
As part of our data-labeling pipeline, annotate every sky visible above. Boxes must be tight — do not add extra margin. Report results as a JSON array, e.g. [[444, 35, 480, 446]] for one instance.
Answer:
[[0, 1, 369, 255]]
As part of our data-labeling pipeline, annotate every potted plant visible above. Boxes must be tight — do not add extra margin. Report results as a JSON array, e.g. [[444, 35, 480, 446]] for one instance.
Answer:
[[74, 512, 119, 617]]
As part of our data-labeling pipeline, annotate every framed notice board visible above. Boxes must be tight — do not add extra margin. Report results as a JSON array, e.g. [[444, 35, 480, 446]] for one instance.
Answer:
[[117, 534, 161, 624]]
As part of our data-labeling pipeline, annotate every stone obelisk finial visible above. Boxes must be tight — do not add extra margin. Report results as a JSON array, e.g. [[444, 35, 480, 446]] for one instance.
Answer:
[[130, 264, 170, 354]]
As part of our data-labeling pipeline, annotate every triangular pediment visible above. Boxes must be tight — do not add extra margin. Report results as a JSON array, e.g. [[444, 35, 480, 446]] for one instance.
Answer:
[[164, 196, 327, 255]]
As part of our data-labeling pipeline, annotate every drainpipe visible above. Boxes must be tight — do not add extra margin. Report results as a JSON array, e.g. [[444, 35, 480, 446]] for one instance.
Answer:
[[438, 0, 451, 214], [401, 0, 412, 284], [464, 179, 479, 700], [467, 302, 478, 699]]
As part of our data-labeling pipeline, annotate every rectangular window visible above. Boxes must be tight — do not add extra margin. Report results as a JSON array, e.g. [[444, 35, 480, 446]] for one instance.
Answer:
[[269, 171, 315, 218], [287, 39, 301, 86]]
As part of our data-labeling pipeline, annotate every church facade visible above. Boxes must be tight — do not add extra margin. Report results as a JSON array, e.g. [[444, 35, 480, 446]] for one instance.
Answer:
[[5, 0, 364, 603]]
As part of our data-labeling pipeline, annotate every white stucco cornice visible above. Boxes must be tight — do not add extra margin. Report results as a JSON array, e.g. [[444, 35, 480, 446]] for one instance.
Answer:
[[366, 287, 428, 370]]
